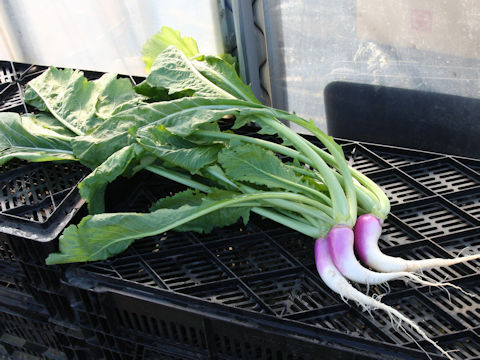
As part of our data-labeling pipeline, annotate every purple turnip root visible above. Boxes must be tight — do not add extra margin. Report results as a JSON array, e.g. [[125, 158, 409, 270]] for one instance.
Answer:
[[327, 225, 462, 289], [354, 214, 480, 273], [314, 237, 453, 360]]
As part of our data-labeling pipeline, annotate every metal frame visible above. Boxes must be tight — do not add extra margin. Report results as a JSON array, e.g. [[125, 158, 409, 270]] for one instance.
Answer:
[[223, 0, 288, 110]]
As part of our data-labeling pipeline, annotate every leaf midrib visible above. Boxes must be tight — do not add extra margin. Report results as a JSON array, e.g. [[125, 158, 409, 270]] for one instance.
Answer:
[[4, 145, 74, 155], [137, 101, 265, 132], [84, 192, 310, 261], [162, 48, 236, 100], [195, 59, 254, 103]]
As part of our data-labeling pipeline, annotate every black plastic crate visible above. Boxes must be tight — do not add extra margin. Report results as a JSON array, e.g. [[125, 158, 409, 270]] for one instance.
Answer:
[[0, 61, 90, 321], [0, 287, 91, 360], [0, 62, 17, 84], [0, 62, 49, 114], [0, 335, 66, 360], [0, 261, 29, 297], [0, 161, 88, 251], [342, 143, 390, 174], [66, 272, 461, 360], [60, 142, 480, 360], [400, 158, 480, 195], [0, 159, 88, 320]]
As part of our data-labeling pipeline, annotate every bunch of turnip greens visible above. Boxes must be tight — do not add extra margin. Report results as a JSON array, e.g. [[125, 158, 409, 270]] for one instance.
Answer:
[[1, 27, 478, 358], [1, 27, 359, 265]]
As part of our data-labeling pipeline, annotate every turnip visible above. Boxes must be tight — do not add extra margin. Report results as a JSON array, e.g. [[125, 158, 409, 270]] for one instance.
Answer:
[[315, 237, 454, 360], [287, 117, 480, 282], [354, 213, 480, 273], [328, 224, 473, 298]]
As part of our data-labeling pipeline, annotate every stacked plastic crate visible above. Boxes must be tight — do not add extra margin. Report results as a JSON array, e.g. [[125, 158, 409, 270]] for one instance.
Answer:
[[0, 62, 92, 359]]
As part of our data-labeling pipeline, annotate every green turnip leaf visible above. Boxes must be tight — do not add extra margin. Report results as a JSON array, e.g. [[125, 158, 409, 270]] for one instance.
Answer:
[[71, 97, 289, 168], [0, 112, 75, 164], [78, 144, 145, 214], [142, 26, 199, 73], [193, 55, 259, 103], [136, 125, 223, 174], [46, 190, 251, 264], [25, 68, 144, 136], [150, 188, 250, 233], [218, 143, 317, 197], [144, 46, 236, 99]]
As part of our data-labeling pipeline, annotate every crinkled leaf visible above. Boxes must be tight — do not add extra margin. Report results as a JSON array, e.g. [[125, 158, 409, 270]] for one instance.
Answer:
[[72, 97, 288, 168], [142, 26, 199, 73], [193, 55, 259, 103], [134, 80, 193, 101], [25, 68, 143, 135], [124, 97, 292, 137], [218, 54, 239, 74], [26, 112, 78, 139], [45, 190, 250, 264], [218, 143, 305, 193], [145, 46, 235, 99], [0, 112, 75, 165], [78, 144, 144, 214], [71, 132, 131, 169], [25, 68, 102, 135], [136, 125, 223, 174], [141, 48, 253, 104], [95, 76, 146, 120]]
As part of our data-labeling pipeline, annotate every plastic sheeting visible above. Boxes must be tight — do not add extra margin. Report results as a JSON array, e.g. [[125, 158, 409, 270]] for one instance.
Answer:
[[261, 0, 480, 131], [0, 0, 224, 76]]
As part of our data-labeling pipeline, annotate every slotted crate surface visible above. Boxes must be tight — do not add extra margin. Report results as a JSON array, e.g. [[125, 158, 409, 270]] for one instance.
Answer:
[[0, 159, 88, 265], [0, 63, 49, 114], [0, 63, 16, 84], [447, 188, 480, 221], [401, 159, 480, 195], [366, 144, 440, 167], [0, 162, 87, 222], [368, 170, 433, 206], [0, 84, 23, 112], [393, 199, 477, 238], [343, 144, 389, 173]]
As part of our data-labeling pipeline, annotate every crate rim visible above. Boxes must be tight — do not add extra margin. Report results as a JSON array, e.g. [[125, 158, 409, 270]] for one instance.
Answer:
[[64, 268, 451, 360], [0, 163, 87, 243]]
